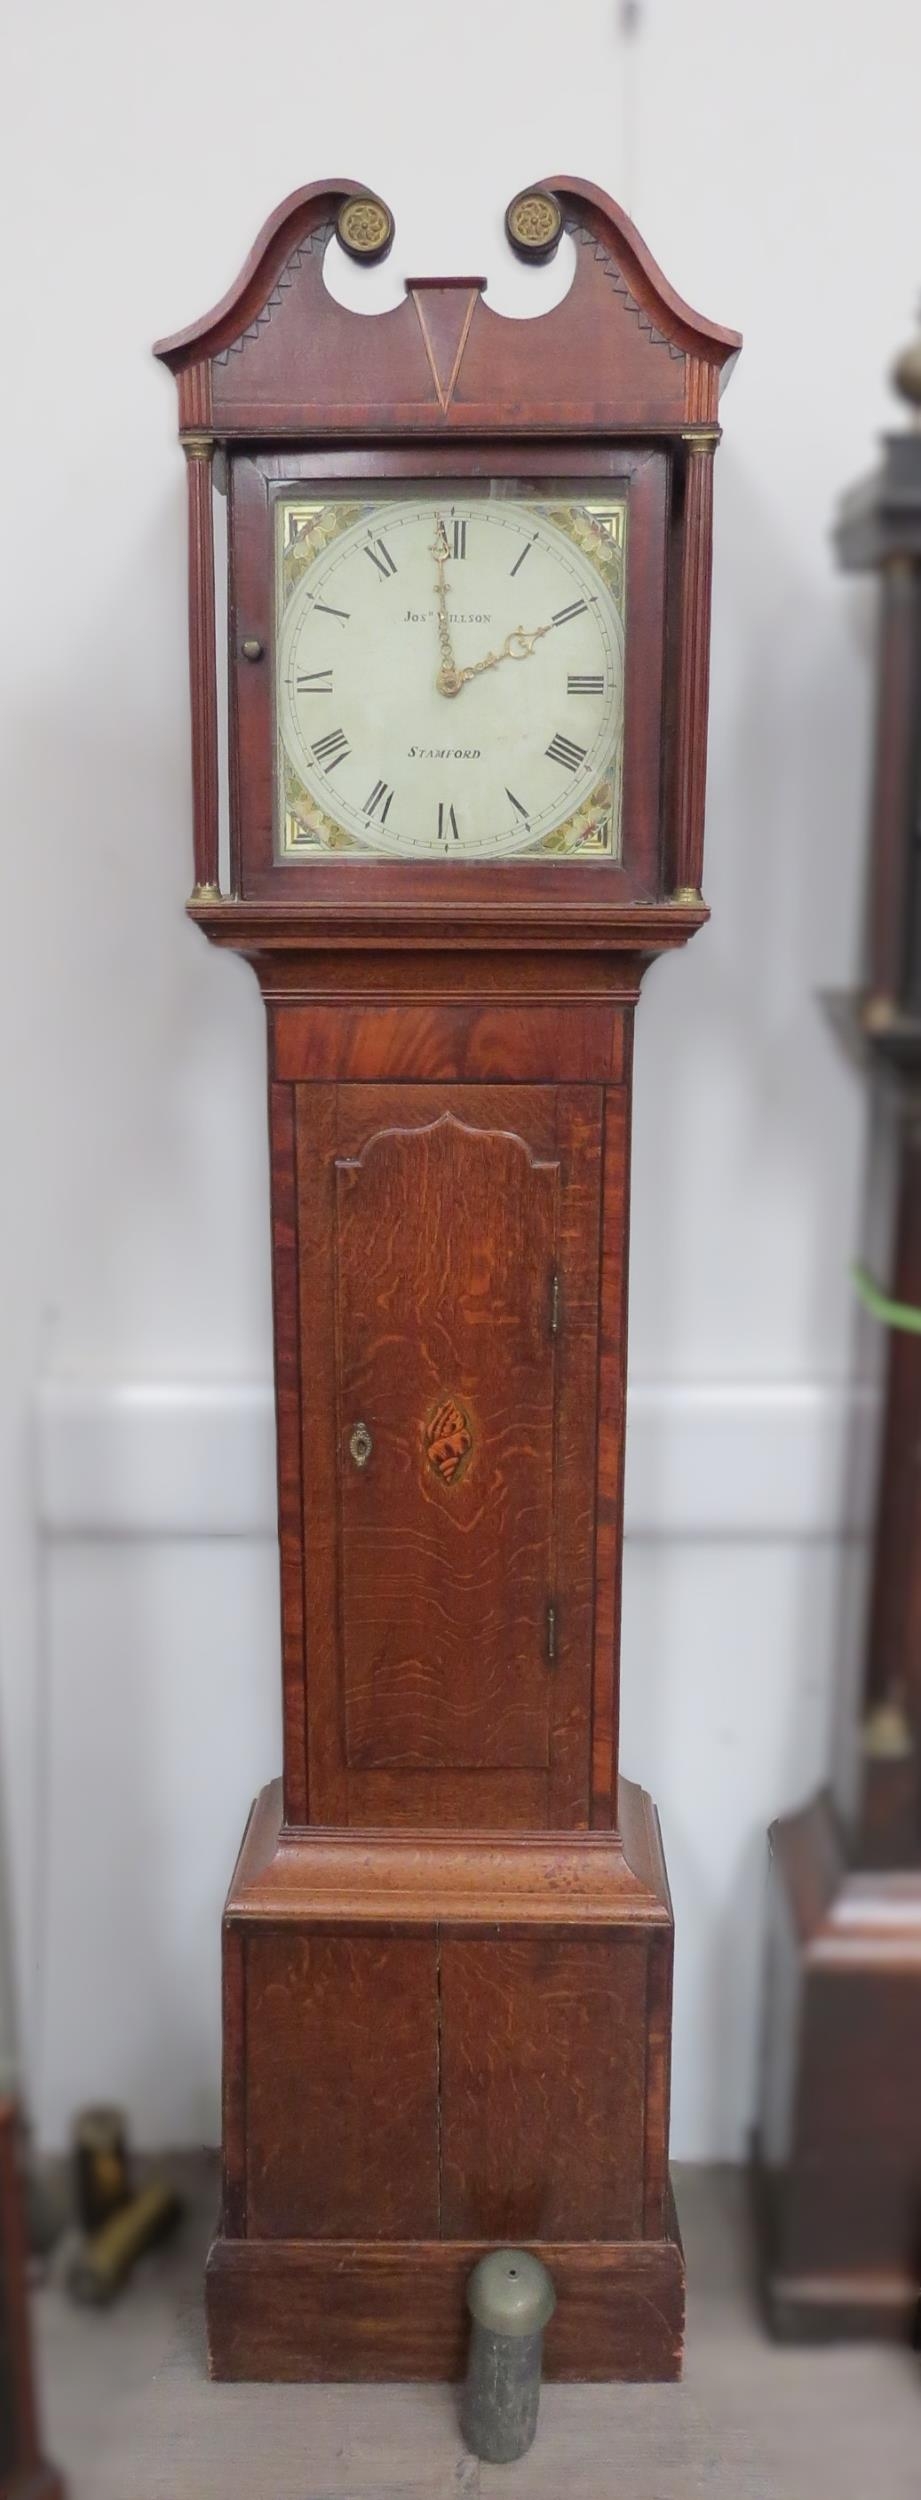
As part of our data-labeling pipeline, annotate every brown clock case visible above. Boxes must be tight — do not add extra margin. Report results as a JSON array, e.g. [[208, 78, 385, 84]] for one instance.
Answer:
[[0, 2100, 64, 2499], [155, 174, 739, 2382]]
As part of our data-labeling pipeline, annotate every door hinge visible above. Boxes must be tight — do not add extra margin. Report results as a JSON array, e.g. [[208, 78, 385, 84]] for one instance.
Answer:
[[549, 1271, 561, 1336], [546, 1601, 557, 1665]]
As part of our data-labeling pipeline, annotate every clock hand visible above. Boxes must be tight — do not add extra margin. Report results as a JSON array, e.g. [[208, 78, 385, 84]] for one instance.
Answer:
[[437, 620, 553, 697], [431, 517, 464, 698], [430, 516, 553, 696], [451, 623, 552, 688]]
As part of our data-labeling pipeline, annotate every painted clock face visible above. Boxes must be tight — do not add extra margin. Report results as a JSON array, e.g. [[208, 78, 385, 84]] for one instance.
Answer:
[[274, 493, 627, 862]]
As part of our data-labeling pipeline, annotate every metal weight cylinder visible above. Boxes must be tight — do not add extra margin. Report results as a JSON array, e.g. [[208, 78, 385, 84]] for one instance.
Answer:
[[66, 2182, 182, 2307], [72, 2104, 133, 2234], [461, 2248, 556, 2464]]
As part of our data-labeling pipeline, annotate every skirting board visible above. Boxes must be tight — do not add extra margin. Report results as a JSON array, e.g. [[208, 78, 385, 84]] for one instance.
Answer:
[[36, 1377, 880, 1542]]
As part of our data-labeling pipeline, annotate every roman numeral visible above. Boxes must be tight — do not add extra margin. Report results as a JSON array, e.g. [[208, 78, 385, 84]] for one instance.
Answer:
[[567, 673, 605, 695], [312, 601, 350, 622], [364, 778, 394, 824], [545, 733, 586, 774], [506, 787, 529, 822], [364, 537, 397, 579], [452, 518, 467, 559], [296, 668, 333, 694], [437, 801, 460, 844], [552, 599, 589, 627], [311, 727, 350, 771], [510, 536, 536, 577]]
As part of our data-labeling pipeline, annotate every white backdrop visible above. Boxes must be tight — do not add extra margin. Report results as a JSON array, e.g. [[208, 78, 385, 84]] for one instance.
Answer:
[[2, 0, 915, 2156]]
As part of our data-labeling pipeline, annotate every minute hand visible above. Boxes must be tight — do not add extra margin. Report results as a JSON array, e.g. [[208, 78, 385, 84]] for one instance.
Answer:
[[436, 622, 551, 698]]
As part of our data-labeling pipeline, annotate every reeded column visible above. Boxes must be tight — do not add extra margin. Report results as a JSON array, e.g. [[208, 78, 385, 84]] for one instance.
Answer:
[[182, 431, 220, 900], [672, 433, 717, 902]]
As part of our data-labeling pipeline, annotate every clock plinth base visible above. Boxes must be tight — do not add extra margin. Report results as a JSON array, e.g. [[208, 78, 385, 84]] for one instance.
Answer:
[[205, 2214, 685, 2383], [754, 1787, 921, 2342], [208, 1778, 684, 2383]]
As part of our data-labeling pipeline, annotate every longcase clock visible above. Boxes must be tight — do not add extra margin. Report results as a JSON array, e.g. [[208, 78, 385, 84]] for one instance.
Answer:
[[155, 175, 739, 2382], [756, 322, 921, 2341], [0, 2101, 64, 2500]]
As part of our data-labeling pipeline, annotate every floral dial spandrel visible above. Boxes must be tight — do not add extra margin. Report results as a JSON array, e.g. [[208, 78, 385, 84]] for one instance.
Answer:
[[274, 492, 627, 862]]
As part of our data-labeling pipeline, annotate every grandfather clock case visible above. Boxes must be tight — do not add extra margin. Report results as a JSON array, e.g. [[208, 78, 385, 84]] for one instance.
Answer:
[[0, 2101, 63, 2500], [155, 177, 739, 2382], [756, 329, 921, 2341]]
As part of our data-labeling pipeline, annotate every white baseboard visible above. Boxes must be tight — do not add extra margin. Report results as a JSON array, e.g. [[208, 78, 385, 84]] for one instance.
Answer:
[[35, 1376, 880, 1541], [28, 1373, 877, 2158]]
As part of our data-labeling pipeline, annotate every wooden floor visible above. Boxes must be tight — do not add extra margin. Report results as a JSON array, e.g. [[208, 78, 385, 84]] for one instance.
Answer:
[[35, 2162, 918, 2499]]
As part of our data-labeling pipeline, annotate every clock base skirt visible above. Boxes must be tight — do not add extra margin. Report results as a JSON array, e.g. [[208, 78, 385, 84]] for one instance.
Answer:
[[205, 2222, 684, 2383], [755, 1788, 921, 2342], [207, 1778, 684, 2383]]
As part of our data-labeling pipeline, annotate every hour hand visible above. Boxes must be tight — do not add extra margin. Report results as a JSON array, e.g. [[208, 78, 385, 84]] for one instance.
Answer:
[[448, 622, 552, 692]]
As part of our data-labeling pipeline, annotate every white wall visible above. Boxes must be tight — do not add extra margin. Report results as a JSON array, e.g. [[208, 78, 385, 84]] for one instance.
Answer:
[[2, 0, 917, 2154]]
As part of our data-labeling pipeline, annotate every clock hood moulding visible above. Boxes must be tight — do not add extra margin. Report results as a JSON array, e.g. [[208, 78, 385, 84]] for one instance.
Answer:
[[155, 176, 740, 940], [154, 175, 741, 439]]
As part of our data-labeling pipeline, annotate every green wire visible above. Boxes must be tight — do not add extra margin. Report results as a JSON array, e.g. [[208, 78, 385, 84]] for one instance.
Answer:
[[852, 1263, 921, 1335]]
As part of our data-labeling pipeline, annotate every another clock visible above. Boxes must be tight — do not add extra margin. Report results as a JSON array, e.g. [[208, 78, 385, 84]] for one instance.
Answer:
[[0, 2101, 63, 2500], [155, 176, 739, 2383], [755, 320, 921, 2342]]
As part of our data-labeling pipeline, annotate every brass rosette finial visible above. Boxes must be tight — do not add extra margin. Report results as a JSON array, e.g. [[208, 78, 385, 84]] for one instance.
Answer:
[[336, 192, 395, 265], [505, 186, 563, 265]]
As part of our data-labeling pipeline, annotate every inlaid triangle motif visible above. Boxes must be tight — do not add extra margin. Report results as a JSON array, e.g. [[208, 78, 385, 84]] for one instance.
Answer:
[[409, 283, 483, 413]]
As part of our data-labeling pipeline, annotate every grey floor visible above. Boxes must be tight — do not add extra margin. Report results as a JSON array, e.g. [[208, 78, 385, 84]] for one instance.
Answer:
[[35, 2162, 918, 2500]]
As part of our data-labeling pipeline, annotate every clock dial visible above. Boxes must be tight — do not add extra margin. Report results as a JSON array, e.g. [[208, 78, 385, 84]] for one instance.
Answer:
[[275, 495, 626, 861]]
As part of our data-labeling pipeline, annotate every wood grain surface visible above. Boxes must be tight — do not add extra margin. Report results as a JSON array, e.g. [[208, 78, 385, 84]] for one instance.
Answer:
[[439, 1934, 647, 2240], [216, 1781, 677, 2341], [336, 1113, 558, 1772], [206, 2222, 685, 2382], [272, 1000, 623, 1085], [269, 1081, 309, 1824], [291, 1082, 606, 1828], [223, 1776, 672, 1924], [245, 1933, 438, 2241]]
